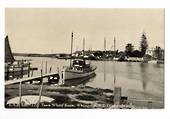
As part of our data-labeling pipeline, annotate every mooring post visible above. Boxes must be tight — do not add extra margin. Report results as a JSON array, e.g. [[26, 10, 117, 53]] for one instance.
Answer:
[[39, 69, 42, 83], [19, 79, 22, 108], [37, 69, 43, 108], [31, 70, 34, 77], [45, 61, 47, 74], [57, 67, 59, 73], [28, 62, 30, 77], [12, 66, 15, 79], [6, 65, 9, 80], [49, 67, 52, 73], [21, 64, 23, 79], [147, 101, 152, 109], [29, 68, 34, 84], [41, 61, 43, 75], [114, 87, 121, 105], [47, 67, 52, 83]]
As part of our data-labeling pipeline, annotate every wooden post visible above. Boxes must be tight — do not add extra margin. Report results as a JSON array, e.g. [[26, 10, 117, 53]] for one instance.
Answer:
[[29, 69, 34, 84], [12, 66, 15, 79], [114, 87, 121, 105], [6, 65, 9, 80], [37, 69, 43, 108], [21, 64, 23, 78], [57, 67, 59, 73], [19, 80, 22, 108], [49, 67, 52, 73], [28, 62, 30, 77], [39, 69, 42, 83], [31, 70, 34, 77], [147, 101, 152, 109], [45, 61, 47, 74], [41, 61, 43, 75]]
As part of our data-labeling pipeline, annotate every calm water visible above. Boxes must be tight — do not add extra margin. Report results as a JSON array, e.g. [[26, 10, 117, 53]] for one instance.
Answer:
[[15, 56, 164, 103]]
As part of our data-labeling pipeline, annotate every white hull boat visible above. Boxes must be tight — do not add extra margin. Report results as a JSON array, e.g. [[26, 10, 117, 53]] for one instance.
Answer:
[[62, 64, 96, 80], [62, 32, 97, 82]]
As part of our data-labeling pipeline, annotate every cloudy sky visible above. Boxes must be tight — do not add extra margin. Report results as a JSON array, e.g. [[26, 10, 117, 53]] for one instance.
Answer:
[[5, 8, 164, 53]]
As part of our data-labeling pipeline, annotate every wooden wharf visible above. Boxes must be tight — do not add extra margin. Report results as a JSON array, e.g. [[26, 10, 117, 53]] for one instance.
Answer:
[[5, 72, 60, 86]]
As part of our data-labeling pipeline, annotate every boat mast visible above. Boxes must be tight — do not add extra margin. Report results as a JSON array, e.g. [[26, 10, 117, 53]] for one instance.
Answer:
[[70, 32, 73, 67], [114, 36, 116, 58], [83, 37, 85, 58], [104, 37, 106, 59], [114, 37, 116, 52], [104, 37, 106, 52]]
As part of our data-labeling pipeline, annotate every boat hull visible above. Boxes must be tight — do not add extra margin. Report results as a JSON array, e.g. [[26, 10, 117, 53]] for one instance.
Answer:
[[62, 67, 96, 81]]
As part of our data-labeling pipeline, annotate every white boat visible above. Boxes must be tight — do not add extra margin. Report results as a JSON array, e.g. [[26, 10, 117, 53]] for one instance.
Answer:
[[62, 59, 96, 80], [148, 60, 157, 64], [61, 32, 96, 81]]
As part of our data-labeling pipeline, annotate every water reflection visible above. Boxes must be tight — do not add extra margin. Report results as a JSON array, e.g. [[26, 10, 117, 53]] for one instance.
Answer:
[[112, 61, 116, 88], [14, 56, 164, 103], [125, 62, 135, 81], [103, 61, 106, 84], [64, 73, 96, 86], [139, 63, 149, 91], [153, 63, 164, 68]]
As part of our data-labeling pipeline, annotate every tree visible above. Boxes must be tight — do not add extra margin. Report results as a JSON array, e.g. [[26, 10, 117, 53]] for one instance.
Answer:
[[125, 43, 134, 56], [140, 32, 148, 57], [154, 46, 162, 60], [132, 50, 142, 57]]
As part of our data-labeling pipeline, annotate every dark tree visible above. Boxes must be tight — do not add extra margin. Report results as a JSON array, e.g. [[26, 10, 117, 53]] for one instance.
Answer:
[[132, 50, 142, 57], [154, 46, 162, 60], [140, 33, 148, 57], [125, 43, 134, 56]]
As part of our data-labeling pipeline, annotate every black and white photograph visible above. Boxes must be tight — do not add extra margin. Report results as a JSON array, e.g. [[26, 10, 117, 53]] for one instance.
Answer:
[[4, 8, 164, 109]]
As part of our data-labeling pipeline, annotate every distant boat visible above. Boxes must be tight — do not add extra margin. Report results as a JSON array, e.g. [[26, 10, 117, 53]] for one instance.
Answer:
[[148, 60, 157, 64], [61, 32, 96, 81], [157, 60, 164, 64], [148, 60, 164, 64]]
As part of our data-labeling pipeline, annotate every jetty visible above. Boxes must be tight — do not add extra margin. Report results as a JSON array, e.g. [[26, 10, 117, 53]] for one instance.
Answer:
[[5, 72, 60, 86]]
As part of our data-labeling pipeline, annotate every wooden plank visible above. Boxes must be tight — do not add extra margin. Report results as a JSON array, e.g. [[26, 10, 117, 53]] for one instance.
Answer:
[[5, 72, 59, 86]]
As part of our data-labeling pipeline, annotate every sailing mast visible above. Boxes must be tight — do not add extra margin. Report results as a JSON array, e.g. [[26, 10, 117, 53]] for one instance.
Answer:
[[104, 37, 106, 84], [70, 32, 73, 67], [83, 37, 85, 58], [104, 37, 106, 52], [114, 36, 116, 58], [114, 37, 116, 52]]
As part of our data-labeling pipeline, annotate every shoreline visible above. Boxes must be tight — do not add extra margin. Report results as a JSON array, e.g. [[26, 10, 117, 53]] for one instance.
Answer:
[[5, 83, 163, 109]]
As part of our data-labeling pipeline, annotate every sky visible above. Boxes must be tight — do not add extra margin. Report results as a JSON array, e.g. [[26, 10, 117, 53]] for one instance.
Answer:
[[5, 8, 164, 54]]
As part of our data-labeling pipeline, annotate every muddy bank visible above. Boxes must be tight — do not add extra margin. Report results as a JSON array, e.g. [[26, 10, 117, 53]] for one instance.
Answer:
[[5, 84, 118, 108], [5, 83, 163, 109]]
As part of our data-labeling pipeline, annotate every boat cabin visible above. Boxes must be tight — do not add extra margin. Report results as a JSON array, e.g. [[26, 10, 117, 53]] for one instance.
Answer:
[[73, 59, 85, 67], [71, 59, 90, 71]]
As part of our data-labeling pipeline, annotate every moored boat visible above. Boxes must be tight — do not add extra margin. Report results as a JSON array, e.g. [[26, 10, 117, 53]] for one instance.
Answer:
[[62, 59, 96, 80], [61, 32, 97, 81], [5, 36, 38, 80]]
